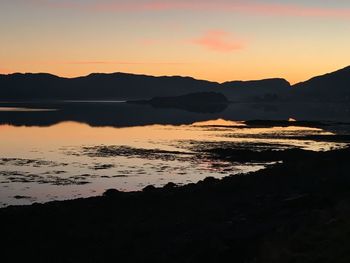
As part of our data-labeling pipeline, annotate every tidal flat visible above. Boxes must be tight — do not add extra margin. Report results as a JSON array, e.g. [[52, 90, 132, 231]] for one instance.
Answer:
[[1, 116, 350, 262], [1, 144, 350, 263], [1, 118, 348, 207]]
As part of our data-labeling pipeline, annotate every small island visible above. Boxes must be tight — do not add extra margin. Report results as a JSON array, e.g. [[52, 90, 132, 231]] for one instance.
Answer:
[[128, 92, 230, 113]]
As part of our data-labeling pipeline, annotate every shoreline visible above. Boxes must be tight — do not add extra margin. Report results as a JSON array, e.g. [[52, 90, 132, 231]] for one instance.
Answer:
[[2, 146, 350, 262]]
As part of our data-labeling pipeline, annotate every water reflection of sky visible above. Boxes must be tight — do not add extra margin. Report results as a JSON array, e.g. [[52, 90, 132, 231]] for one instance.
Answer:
[[0, 107, 57, 112], [0, 119, 347, 207]]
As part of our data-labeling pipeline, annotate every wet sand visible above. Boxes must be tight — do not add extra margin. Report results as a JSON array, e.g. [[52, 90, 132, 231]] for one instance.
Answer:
[[1, 143, 350, 262]]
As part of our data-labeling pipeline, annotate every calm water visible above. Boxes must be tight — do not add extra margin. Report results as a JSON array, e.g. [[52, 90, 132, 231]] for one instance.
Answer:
[[1, 109, 347, 207]]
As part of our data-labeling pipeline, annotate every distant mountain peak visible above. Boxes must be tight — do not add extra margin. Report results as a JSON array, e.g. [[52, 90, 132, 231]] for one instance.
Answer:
[[292, 65, 350, 102]]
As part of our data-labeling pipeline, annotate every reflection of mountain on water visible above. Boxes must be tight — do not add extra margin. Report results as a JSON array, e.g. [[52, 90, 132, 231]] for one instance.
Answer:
[[0, 101, 349, 128], [1, 65, 350, 127]]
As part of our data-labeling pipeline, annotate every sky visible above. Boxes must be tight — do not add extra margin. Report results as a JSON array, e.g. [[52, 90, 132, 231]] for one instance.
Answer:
[[1, 0, 350, 84]]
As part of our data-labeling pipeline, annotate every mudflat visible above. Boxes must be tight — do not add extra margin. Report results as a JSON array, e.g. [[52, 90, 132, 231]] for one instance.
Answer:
[[2, 145, 350, 263]]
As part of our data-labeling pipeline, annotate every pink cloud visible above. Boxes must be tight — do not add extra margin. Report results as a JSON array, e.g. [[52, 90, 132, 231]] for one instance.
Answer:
[[192, 30, 245, 53], [30, 0, 350, 19]]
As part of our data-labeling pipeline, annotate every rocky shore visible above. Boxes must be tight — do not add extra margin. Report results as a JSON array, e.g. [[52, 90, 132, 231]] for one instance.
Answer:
[[1, 146, 350, 263]]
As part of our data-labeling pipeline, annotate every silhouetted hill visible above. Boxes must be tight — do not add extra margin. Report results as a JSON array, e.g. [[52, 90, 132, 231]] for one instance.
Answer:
[[0, 72, 291, 102], [0, 73, 65, 100], [220, 78, 291, 102], [1, 66, 350, 102], [69, 73, 220, 100], [293, 66, 350, 102], [0, 73, 218, 101], [128, 92, 229, 113]]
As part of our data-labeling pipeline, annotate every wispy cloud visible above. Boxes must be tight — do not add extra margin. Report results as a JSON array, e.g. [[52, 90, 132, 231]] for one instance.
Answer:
[[192, 30, 245, 53], [30, 0, 350, 19], [63, 60, 190, 65]]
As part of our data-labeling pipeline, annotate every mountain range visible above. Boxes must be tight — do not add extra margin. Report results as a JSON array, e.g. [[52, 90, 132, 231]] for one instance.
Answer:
[[1, 66, 349, 102]]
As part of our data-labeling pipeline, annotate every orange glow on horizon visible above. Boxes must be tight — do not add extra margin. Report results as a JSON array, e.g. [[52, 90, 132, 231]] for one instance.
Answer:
[[1, 64, 346, 85], [1, 1, 350, 85]]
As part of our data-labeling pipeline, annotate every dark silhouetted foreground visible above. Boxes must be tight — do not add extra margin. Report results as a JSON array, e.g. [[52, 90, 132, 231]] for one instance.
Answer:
[[2, 146, 350, 263]]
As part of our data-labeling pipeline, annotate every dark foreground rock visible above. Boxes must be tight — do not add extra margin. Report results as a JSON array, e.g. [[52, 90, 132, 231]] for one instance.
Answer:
[[1, 147, 350, 263]]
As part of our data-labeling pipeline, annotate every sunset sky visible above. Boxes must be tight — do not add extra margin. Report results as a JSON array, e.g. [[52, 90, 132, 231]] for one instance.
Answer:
[[1, 0, 350, 84]]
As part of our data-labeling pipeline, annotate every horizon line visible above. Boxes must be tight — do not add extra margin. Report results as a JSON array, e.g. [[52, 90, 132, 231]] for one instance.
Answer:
[[1, 65, 349, 86], [0, 71, 292, 85]]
